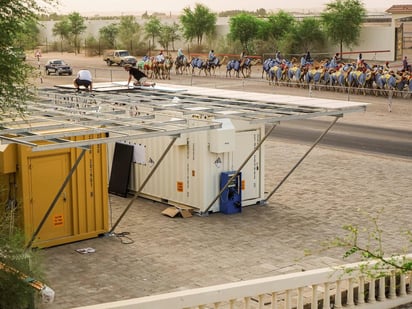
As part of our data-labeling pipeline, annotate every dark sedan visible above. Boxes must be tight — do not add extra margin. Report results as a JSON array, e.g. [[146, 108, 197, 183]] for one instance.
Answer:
[[45, 59, 73, 76]]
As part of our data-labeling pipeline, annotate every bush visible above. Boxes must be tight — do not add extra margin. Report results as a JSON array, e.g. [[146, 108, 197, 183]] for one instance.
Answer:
[[0, 213, 45, 309]]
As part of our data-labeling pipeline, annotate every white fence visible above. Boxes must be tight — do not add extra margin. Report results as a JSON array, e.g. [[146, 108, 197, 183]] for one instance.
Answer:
[[73, 255, 412, 309]]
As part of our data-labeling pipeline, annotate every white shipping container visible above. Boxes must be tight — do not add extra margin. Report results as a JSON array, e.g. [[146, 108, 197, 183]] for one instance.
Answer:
[[108, 112, 265, 213]]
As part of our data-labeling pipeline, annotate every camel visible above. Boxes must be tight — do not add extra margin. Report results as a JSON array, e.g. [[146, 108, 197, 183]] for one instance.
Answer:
[[190, 57, 209, 76], [174, 56, 190, 75], [208, 55, 228, 76], [241, 58, 261, 78]]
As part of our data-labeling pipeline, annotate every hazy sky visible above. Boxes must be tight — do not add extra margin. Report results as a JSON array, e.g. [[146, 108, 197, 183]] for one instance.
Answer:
[[55, 0, 410, 15]]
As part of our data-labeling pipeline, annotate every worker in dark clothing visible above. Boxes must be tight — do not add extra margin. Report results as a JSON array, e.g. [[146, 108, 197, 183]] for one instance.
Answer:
[[124, 64, 155, 87]]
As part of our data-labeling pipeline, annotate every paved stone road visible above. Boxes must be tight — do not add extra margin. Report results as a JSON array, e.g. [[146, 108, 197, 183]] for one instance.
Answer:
[[32, 53, 411, 309]]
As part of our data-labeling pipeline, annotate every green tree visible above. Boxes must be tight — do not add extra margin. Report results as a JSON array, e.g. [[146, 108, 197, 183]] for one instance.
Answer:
[[168, 22, 181, 51], [228, 13, 260, 52], [264, 11, 296, 46], [313, 209, 412, 278], [255, 8, 267, 17], [142, 11, 149, 19], [52, 18, 71, 52], [284, 17, 326, 56], [117, 15, 142, 53], [144, 16, 161, 50], [0, 0, 55, 118], [321, 0, 366, 58], [180, 3, 217, 46], [158, 24, 173, 51], [0, 3, 55, 307], [14, 19, 40, 50], [99, 23, 119, 49], [67, 12, 87, 54], [84, 35, 100, 56]]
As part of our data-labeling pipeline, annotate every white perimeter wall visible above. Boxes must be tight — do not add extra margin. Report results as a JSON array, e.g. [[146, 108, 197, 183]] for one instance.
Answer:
[[335, 25, 395, 62], [38, 18, 396, 61]]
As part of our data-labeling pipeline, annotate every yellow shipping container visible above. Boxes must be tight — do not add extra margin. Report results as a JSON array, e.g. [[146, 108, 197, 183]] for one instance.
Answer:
[[0, 134, 109, 248]]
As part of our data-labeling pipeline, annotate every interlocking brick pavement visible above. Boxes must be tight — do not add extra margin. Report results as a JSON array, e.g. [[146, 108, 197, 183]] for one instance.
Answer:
[[40, 126, 411, 309]]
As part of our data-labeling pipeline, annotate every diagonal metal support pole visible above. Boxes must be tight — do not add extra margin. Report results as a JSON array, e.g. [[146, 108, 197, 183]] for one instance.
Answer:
[[109, 136, 177, 233], [203, 123, 278, 214], [25, 148, 87, 250], [264, 116, 340, 203]]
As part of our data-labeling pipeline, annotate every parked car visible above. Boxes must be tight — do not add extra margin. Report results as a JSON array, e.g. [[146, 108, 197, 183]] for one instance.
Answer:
[[45, 59, 73, 76]]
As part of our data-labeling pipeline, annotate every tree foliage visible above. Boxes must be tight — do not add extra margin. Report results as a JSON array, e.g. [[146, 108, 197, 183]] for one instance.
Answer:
[[0, 215, 45, 309], [179, 3, 217, 46], [168, 22, 181, 51], [321, 0, 366, 57], [265, 11, 296, 44], [52, 13, 87, 53], [67, 12, 87, 54], [144, 16, 162, 50], [305, 208, 412, 280], [283, 17, 326, 56], [99, 23, 119, 49], [158, 22, 181, 51], [219, 8, 267, 17], [117, 15, 143, 52], [52, 18, 71, 52], [14, 19, 40, 50], [1, 0, 54, 300], [0, 0, 56, 118], [228, 13, 260, 52]]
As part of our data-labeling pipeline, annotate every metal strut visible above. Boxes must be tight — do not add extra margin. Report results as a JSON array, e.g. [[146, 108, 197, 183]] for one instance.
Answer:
[[0, 262, 55, 303], [264, 116, 341, 202], [109, 136, 178, 233], [203, 123, 278, 214], [25, 148, 87, 250]]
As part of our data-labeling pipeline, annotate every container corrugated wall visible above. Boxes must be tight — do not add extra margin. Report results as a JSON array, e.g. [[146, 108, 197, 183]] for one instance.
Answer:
[[10, 133, 109, 248], [108, 116, 265, 213]]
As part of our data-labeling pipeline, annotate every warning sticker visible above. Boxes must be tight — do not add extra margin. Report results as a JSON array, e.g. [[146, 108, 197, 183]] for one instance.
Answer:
[[53, 215, 64, 226], [177, 181, 184, 192]]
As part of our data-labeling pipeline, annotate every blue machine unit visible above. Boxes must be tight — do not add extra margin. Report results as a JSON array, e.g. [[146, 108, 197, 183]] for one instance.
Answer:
[[219, 171, 242, 214]]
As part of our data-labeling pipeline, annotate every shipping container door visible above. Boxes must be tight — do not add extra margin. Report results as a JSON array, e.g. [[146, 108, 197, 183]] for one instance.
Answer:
[[234, 130, 261, 201], [28, 153, 73, 242]]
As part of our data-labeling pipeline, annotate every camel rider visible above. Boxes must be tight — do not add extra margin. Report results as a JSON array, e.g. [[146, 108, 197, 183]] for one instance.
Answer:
[[305, 51, 313, 64], [357, 53, 362, 65], [300, 54, 307, 68], [177, 48, 184, 62], [156, 51, 165, 63], [240, 50, 246, 65], [208, 50, 215, 63], [329, 53, 338, 69], [385, 61, 390, 70], [275, 50, 282, 63], [403, 56, 410, 72]]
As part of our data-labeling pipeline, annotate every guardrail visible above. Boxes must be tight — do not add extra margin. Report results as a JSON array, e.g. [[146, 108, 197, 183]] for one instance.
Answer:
[[73, 255, 412, 309]]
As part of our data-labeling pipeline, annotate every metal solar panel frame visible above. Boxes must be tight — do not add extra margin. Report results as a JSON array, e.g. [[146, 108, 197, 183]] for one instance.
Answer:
[[0, 86, 367, 152]]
